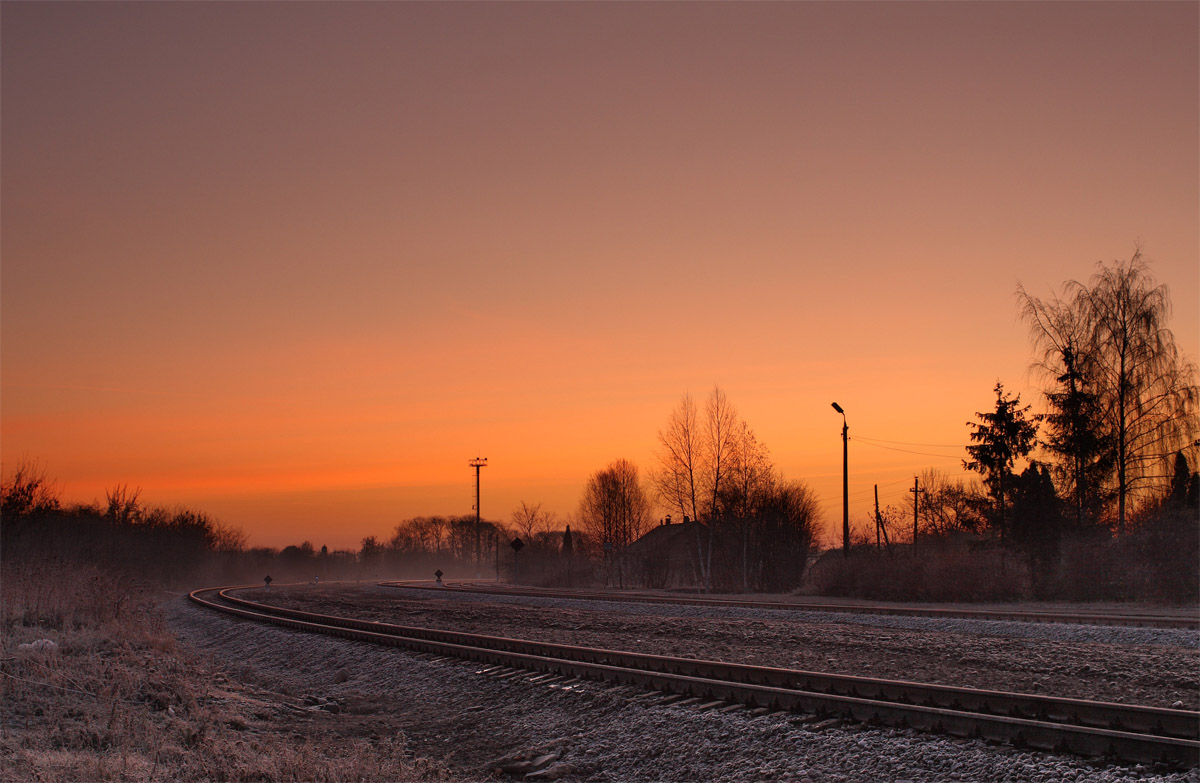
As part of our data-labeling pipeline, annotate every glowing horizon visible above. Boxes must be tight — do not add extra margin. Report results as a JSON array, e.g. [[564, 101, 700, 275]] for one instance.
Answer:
[[3, 2, 1197, 550]]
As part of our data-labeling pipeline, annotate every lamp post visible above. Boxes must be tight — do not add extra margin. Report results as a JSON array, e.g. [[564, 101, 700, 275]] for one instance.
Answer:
[[831, 402, 848, 557]]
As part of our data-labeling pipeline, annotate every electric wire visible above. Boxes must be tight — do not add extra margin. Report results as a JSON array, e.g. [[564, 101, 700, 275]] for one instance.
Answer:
[[852, 439, 965, 460], [846, 477, 912, 499], [854, 435, 963, 449]]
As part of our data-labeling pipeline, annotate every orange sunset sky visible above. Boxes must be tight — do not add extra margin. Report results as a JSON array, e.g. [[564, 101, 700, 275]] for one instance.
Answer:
[[3, 2, 1197, 551]]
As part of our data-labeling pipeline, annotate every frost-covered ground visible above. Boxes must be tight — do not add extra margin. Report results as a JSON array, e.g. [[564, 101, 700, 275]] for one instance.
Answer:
[[247, 584, 1199, 709], [172, 589, 1200, 782]]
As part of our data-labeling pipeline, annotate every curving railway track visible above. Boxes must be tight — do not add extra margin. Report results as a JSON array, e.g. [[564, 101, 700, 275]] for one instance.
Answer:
[[384, 581, 1200, 630], [189, 585, 1199, 768]]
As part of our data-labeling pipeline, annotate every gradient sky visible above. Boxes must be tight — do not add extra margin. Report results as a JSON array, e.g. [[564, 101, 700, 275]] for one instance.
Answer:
[[3, 2, 1197, 550]]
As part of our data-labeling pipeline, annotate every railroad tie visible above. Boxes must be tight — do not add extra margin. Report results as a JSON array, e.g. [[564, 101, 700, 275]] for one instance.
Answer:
[[189, 586, 1200, 769]]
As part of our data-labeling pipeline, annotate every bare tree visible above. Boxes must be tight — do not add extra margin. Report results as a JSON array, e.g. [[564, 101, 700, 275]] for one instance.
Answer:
[[704, 386, 740, 515], [579, 458, 652, 588], [909, 469, 987, 539], [511, 501, 556, 545], [752, 478, 820, 592], [1, 459, 60, 520], [719, 421, 773, 591], [211, 521, 248, 553], [104, 484, 142, 525], [701, 387, 740, 589], [652, 393, 702, 523], [652, 393, 708, 589], [427, 516, 446, 555], [651, 386, 743, 591]]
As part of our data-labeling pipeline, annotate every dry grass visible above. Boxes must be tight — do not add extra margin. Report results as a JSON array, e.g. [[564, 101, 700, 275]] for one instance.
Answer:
[[810, 545, 1030, 603], [811, 508, 1200, 604], [1, 561, 449, 782]]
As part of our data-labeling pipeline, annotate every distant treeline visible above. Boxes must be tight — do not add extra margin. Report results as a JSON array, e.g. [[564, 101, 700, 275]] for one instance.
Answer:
[[1, 476, 248, 586], [3, 252, 1197, 602], [0, 462, 809, 593], [0, 467, 589, 586], [0, 471, 520, 586]]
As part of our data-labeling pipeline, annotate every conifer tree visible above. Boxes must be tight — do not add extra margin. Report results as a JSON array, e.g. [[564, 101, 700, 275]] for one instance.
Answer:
[[1040, 344, 1113, 526], [964, 382, 1039, 539]]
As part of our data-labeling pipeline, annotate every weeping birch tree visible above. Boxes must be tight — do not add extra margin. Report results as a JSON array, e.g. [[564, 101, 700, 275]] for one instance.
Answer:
[[1017, 288, 1113, 526], [1019, 250, 1199, 534]]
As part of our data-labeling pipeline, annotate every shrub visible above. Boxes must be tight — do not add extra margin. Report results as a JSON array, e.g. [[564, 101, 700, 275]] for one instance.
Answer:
[[809, 543, 1029, 602]]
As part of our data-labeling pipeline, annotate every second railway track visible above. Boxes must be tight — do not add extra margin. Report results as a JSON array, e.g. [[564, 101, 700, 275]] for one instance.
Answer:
[[385, 581, 1200, 630], [189, 585, 1199, 768]]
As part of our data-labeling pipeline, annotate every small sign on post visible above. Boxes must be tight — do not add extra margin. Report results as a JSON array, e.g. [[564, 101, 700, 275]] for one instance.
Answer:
[[434, 569, 444, 586], [510, 538, 524, 584], [264, 575, 273, 589]]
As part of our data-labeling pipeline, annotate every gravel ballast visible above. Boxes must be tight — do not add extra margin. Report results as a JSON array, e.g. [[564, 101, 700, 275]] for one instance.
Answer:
[[245, 584, 1199, 710], [387, 587, 1198, 647], [171, 588, 1199, 782]]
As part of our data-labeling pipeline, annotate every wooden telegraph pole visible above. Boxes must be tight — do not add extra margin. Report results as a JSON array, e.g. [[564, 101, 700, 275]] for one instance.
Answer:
[[874, 484, 881, 550], [909, 477, 919, 552]]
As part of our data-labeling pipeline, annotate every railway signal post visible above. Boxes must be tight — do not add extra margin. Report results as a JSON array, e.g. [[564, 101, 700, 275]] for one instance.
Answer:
[[469, 457, 488, 577]]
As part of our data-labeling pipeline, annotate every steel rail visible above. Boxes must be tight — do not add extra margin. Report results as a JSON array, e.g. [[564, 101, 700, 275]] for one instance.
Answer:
[[212, 587, 1200, 740], [384, 582, 1200, 630], [189, 586, 1198, 767]]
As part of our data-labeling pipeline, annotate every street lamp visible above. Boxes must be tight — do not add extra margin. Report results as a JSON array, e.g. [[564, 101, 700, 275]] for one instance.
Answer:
[[831, 402, 848, 557]]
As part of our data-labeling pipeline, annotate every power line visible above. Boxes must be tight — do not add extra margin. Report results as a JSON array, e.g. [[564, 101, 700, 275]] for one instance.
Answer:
[[855, 435, 963, 449], [853, 439, 965, 460], [847, 476, 911, 498]]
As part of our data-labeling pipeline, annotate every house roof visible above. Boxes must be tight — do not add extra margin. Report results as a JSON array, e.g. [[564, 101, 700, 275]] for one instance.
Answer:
[[626, 521, 706, 555]]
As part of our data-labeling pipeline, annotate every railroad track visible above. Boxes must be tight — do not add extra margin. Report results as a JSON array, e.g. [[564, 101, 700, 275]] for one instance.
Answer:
[[385, 581, 1200, 630], [189, 585, 1200, 768]]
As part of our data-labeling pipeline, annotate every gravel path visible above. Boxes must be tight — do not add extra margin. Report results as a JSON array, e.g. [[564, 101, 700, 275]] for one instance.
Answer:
[[170, 590, 1200, 782], [247, 584, 1200, 710]]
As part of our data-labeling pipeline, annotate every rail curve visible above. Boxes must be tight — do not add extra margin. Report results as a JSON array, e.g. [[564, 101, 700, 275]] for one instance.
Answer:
[[188, 585, 1199, 768]]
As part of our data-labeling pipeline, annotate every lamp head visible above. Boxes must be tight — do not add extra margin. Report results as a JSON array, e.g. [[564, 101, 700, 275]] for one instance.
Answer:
[[831, 402, 844, 414]]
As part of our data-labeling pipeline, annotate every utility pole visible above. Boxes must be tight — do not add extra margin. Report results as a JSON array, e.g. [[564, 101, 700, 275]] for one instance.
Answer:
[[843, 419, 849, 556], [874, 484, 881, 550], [909, 477, 919, 553], [469, 457, 487, 577]]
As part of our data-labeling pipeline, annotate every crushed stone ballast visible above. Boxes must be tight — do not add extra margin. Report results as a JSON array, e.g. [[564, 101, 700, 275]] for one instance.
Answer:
[[189, 585, 1199, 769]]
